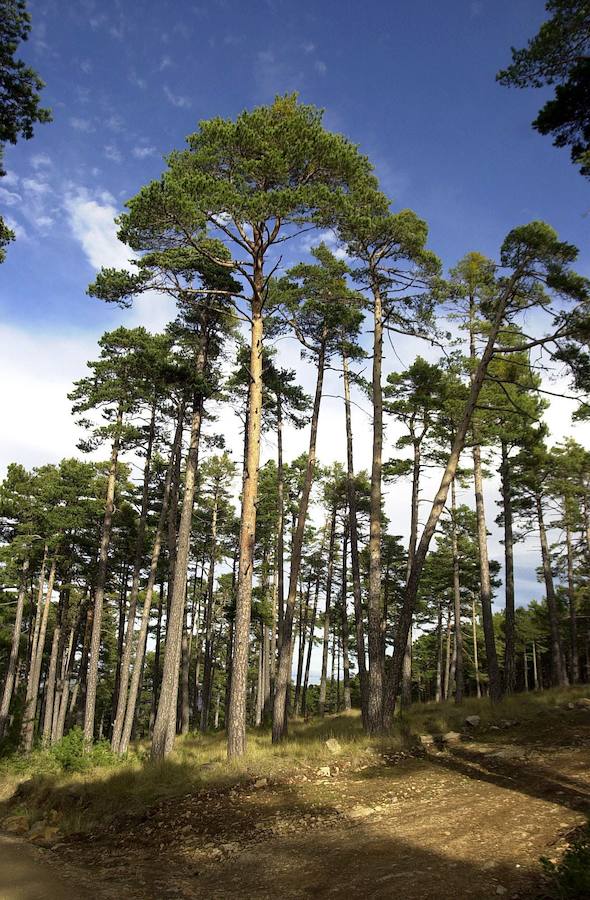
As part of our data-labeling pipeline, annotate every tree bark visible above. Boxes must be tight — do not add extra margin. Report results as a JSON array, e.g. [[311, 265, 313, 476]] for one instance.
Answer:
[[451, 479, 464, 703], [501, 440, 516, 693], [227, 280, 264, 759], [84, 402, 123, 746], [21, 557, 56, 751], [152, 378, 205, 759], [565, 522, 579, 683], [340, 524, 352, 711], [111, 401, 156, 752], [302, 566, 320, 718], [367, 280, 384, 733], [342, 348, 368, 725], [318, 503, 337, 718], [536, 493, 567, 687], [200, 486, 219, 732]]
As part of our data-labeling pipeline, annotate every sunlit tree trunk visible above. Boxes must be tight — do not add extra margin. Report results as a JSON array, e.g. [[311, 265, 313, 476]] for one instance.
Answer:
[[318, 504, 337, 718], [272, 340, 326, 742], [112, 401, 156, 752], [152, 347, 206, 760], [342, 348, 368, 725], [367, 280, 384, 733], [451, 480, 464, 703], [501, 440, 516, 693], [565, 523, 579, 683], [84, 402, 124, 746], [228, 276, 264, 759], [536, 493, 567, 687], [22, 557, 56, 751]]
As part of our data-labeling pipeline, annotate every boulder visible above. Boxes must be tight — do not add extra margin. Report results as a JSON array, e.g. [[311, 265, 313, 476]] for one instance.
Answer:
[[464, 715, 480, 728], [316, 766, 331, 778], [442, 731, 462, 745], [253, 777, 268, 789], [418, 734, 435, 748], [575, 698, 590, 710], [325, 738, 342, 755]]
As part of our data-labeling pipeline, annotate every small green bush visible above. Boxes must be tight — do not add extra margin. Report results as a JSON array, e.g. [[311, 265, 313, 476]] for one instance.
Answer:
[[542, 823, 590, 898], [50, 728, 118, 773]]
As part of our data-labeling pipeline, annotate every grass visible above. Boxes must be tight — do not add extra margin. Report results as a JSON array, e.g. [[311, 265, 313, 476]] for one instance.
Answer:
[[1, 685, 589, 836]]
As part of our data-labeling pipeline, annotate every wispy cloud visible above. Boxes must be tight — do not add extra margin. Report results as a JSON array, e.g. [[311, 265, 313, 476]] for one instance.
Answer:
[[302, 41, 315, 54], [159, 55, 173, 70], [104, 144, 123, 163], [69, 116, 95, 133], [163, 85, 192, 108], [315, 60, 327, 75], [30, 153, 52, 170], [104, 114, 124, 133], [129, 70, 147, 89], [0, 187, 20, 207], [132, 145, 157, 159]]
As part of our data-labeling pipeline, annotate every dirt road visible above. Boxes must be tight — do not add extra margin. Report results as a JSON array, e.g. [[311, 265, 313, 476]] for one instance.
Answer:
[[3, 715, 590, 899]]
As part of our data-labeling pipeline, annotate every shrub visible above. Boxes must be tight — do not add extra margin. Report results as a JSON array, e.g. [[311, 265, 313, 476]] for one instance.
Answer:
[[50, 728, 118, 773], [541, 823, 590, 898]]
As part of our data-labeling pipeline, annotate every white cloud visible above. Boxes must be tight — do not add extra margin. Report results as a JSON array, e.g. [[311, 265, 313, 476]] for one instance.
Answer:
[[159, 55, 173, 70], [0, 323, 96, 478], [2, 171, 19, 187], [132, 145, 157, 159], [31, 153, 52, 170], [314, 60, 327, 75], [0, 187, 21, 206], [163, 86, 192, 108], [70, 117, 95, 132], [64, 189, 130, 271], [80, 59, 92, 74], [302, 42, 315, 54], [105, 114, 124, 133], [104, 144, 123, 163]]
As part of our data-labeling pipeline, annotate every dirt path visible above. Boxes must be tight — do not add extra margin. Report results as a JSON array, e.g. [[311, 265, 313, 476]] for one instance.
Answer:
[[0, 834, 96, 900], [42, 720, 590, 899]]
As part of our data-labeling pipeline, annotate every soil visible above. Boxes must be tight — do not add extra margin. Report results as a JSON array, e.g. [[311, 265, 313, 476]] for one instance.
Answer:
[[2, 708, 590, 899]]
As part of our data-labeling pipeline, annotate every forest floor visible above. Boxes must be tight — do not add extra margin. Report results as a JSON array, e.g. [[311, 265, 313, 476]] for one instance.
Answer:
[[1, 687, 590, 899]]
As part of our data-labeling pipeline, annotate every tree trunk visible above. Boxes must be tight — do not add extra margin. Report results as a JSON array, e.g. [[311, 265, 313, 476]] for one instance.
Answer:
[[367, 280, 384, 733], [272, 341, 326, 743], [84, 402, 123, 746], [389, 284, 512, 711], [227, 281, 264, 759], [294, 576, 311, 716], [276, 390, 285, 656], [318, 504, 337, 718], [342, 347, 368, 726], [444, 605, 453, 700], [340, 525, 352, 711], [0, 558, 29, 739], [532, 639, 539, 690], [21, 558, 56, 751], [565, 523, 579, 683], [451, 480, 464, 704], [435, 604, 443, 703], [111, 401, 156, 752], [472, 597, 482, 699], [472, 442, 502, 702], [200, 488, 219, 732], [152, 367, 206, 760], [302, 566, 320, 718], [500, 440, 516, 693], [536, 493, 567, 687]]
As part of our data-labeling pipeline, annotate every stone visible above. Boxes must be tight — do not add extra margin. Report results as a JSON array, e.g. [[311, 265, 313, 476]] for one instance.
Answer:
[[442, 731, 462, 745], [316, 766, 331, 778], [495, 886, 507, 895], [253, 777, 268, 789], [325, 738, 342, 754], [29, 825, 60, 846], [3, 815, 29, 835], [465, 715, 480, 728], [418, 734, 435, 748], [575, 698, 590, 710], [347, 805, 373, 820]]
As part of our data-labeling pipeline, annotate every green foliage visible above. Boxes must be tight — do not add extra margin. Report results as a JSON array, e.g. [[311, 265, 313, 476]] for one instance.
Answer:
[[497, 1, 590, 178], [49, 728, 118, 773], [542, 822, 590, 898]]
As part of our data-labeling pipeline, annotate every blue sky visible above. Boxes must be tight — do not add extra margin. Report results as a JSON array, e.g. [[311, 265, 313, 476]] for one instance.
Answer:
[[1, 0, 589, 612]]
